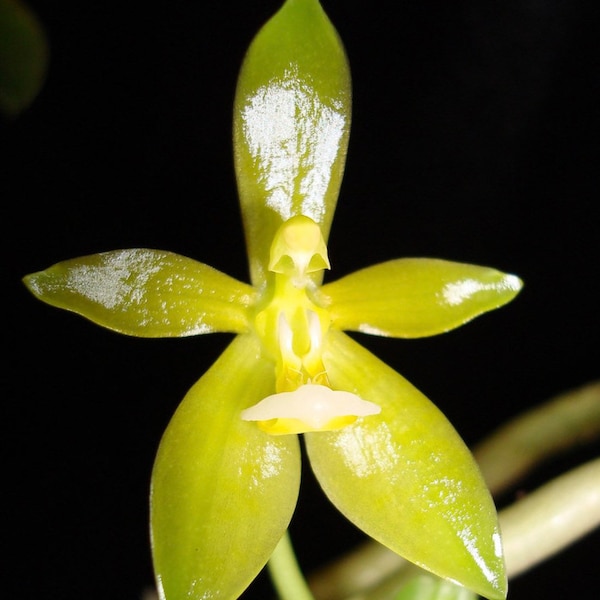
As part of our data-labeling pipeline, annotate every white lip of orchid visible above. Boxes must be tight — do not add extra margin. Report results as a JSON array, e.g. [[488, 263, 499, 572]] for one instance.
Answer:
[[241, 384, 381, 435]]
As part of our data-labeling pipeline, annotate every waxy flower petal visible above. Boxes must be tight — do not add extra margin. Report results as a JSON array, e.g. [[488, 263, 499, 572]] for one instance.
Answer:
[[233, 0, 351, 286], [23, 249, 256, 337], [306, 329, 507, 600], [321, 258, 523, 338], [22, 2, 520, 599], [151, 333, 301, 600]]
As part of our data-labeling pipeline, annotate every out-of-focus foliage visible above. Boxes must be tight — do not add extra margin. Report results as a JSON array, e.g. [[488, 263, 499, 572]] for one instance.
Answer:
[[0, 0, 48, 117]]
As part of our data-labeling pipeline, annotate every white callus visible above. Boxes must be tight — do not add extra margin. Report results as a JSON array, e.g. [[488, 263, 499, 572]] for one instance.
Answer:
[[241, 383, 381, 435]]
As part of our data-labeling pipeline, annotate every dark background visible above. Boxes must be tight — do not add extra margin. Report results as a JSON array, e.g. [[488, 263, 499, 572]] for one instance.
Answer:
[[4, 1, 599, 599]]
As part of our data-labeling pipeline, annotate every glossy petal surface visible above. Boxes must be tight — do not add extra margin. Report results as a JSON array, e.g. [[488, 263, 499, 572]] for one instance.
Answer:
[[305, 330, 507, 600], [233, 0, 351, 286], [320, 258, 522, 338], [23, 249, 256, 337], [151, 334, 301, 600]]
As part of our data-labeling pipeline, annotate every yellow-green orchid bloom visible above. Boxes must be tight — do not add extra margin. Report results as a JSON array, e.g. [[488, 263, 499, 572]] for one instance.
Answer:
[[22, 1, 522, 600]]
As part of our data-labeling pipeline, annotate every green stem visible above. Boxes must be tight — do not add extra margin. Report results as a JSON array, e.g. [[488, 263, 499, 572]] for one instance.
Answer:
[[473, 379, 600, 496], [268, 529, 317, 600], [500, 456, 600, 578]]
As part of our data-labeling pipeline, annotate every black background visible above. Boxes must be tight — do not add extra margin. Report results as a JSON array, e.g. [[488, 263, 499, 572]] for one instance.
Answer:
[[4, 1, 599, 599]]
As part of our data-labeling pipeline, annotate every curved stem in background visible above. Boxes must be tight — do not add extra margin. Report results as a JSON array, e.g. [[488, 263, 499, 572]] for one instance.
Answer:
[[500, 456, 600, 578], [310, 461, 600, 599], [308, 541, 409, 600], [473, 380, 600, 496], [268, 529, 317, 600]]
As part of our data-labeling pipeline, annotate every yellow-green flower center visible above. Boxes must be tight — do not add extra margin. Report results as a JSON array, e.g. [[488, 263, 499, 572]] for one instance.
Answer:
[[243, 216, 380, 434], [254, 215, 331, 393]]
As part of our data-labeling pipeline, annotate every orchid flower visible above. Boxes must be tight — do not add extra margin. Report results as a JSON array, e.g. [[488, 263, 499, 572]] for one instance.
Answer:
[[22, 1, 523, 600]]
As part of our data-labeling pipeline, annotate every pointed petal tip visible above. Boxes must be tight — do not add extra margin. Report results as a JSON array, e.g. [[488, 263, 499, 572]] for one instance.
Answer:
[[502, 272, 524, 294]]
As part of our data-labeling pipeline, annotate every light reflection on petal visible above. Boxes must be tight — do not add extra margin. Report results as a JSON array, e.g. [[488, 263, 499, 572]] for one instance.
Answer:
[[240, 68, 346, 224], [441, 274, 522, 306], [331, 421, 402, 482]]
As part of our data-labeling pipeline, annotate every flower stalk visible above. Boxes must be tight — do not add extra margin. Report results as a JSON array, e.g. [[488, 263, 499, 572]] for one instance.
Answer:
[[268, 530, 317, 600]]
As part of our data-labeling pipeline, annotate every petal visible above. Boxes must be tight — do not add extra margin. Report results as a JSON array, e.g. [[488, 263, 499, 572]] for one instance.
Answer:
[[320, 258, 523, 338], [151, 333, 301, 600], [23, 249, 256, 337], [305, 330, 507, 600], [233, 0, 351, 286]]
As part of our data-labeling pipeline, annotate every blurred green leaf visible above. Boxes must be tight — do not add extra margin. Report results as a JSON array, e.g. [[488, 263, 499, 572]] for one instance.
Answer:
[[0, 0, 48, 117]]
